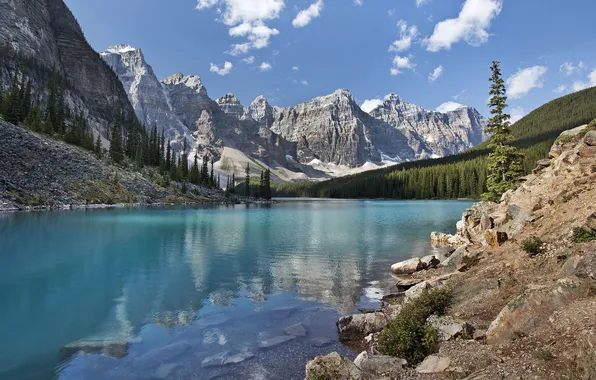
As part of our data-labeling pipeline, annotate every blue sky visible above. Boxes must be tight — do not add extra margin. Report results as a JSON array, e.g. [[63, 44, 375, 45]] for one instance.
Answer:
[[65, 0, 596, 120]]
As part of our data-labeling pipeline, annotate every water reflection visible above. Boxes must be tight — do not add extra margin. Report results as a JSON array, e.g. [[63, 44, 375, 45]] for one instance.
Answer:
[[0, 200, 470, 379]]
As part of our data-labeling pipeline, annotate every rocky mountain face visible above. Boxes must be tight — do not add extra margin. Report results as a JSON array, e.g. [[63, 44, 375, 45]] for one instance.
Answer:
[[100, 46, 194, 149], [100, 43, 485, 178], [0, 0, 135, 136]]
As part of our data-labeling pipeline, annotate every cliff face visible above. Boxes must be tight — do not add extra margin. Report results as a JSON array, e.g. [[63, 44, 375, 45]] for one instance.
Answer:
[[0, 0, 135, 135]]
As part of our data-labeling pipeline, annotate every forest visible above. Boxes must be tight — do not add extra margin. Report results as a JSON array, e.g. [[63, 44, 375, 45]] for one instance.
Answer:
[[273, 85, 596, 199]]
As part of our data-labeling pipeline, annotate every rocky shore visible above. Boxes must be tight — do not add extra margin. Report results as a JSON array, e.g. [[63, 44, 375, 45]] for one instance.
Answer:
[[305, 125, 596, 379], [0, 121, 265, 212]]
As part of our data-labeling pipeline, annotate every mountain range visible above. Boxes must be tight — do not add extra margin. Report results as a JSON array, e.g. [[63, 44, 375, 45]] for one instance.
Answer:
[[100, 45, 486, 180]]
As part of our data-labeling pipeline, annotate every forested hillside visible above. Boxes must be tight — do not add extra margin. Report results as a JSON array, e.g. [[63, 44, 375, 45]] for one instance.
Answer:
[[274, 86, 596, 199]]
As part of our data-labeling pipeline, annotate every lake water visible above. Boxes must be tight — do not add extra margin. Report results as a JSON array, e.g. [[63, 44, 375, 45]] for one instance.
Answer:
[[0, 200, 472, 380]]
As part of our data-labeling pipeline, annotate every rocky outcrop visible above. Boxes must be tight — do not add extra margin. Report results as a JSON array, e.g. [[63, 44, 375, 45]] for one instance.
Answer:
[[305, 352, 363, 380], [0, 0, 135, 136], [100, 46, 194, 150], [336, 313, 390, 343]]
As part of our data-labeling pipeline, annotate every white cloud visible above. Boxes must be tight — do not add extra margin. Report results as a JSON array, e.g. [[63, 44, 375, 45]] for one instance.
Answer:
[[292, 0, 324, 28], [388, 9, 396, 16], [390, 55, 416, 75], [560, 61, 585, 76], [510, 106, 525, 124], [571, 68, 596, 92], [197, 0, 284, 54], [436, 101, 465, 113], [354, 0, 363, 5], [301, 80, 308, 85], [506, 66, 548, 99], [361, 99, 384, 113], [242, 56, 255, 64], [425, 0, 503, 52], [453, 89, 468, 100], [210, 61, 233, 76], [428, 65, 443, 83], [292, 66, 299, 71], [416, 0, 430, 6], [553, 84, 567, 94], [389, 20, 419, 53], [260, 62, 272, 71]]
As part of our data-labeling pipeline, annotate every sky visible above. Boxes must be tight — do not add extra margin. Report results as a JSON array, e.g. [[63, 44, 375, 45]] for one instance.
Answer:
[[64, 0, 596, 121]]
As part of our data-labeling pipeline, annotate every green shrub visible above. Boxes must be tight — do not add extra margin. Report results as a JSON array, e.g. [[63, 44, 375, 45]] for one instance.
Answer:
[[378, 289, 451, 365], [522, 236, 544, 256], [573, 227, 596, 243]]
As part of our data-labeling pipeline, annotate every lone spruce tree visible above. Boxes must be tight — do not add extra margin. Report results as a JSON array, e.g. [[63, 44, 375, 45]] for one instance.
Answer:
[[245, 163, 250, 197], [483, 61, 523, 202]]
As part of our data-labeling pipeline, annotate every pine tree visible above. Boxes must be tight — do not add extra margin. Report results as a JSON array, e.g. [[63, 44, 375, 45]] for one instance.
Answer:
[[109, 109, 124, 164], [94, 133, 103, 159], [259, 170, 265, 198], [201, 154, 209, 184], [165, 139, 171, 172], [231, 174, 236, 194], [482, 61, 523, 202], [209, 160, 215, 187], [245, 163, 250, 197], [20, 76, 31, 122], [264, 169, 272, 200]]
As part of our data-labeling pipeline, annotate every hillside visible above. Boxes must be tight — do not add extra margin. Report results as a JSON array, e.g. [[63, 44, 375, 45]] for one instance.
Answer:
[[0, 121, 229, 211], [274, 86, 596, 199], [305, 125, 596, 379]]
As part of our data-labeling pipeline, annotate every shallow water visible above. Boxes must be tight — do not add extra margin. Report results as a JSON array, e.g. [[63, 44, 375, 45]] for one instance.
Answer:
[[0, 199, 472, 380]]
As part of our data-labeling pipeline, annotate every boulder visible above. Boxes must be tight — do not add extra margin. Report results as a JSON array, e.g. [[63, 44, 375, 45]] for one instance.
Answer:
[[487, 277, 585, 344], [405, 281, 432, 300], [584, 130, 596, 146], [421, 255, 441, 270], [134, 340, 190, 369], [560, 248, 596, 280], [578, 146, 596, 158], [427, 315, 475, 341], [305, 352, 363, 380], [284, 323, 307, 337], [391, 258, 424, 275], [354, 351, 407, 378], [259, 335, 296, 349], [484, 230, 508, 248], [550, 144, 563, 158], [396, 278, 423, 291], [416, 355, 452, 374], [586, 212, 596, 231], [310, 337, 332, 347], [440, 246, 467, 272], [337, 313, 389, 343]]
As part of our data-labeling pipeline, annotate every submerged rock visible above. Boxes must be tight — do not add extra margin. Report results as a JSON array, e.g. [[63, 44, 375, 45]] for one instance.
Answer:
[[259, 335, 296, 349], [310, 337, 332, 347], [284, 323, 307, 337], [134, 340, 190, 369], [61, 341, 129, 359], [201, 349, 255, 368], [305, 352, 363, 380]]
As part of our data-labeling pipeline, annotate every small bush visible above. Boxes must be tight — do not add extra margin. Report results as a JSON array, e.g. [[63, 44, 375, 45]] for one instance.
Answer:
[[522, 236, 544, 256], [378, 289, 451, 365], [573, 227, 596, 243]]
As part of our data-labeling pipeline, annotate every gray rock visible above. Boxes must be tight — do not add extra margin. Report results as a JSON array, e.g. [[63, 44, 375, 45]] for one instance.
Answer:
[[258, 335, 296, 349], [416, 355, 451, 373], [336, 313, 389, 343], [440, 246, 468, 271], [135, 340, 190, 369], [396, 278, 423, 291], [310, 337, 332, 347], [421, 255, 441, 270], [583, 130, 596, 146], [560, 249, 596, 280], [427, 315, 475, 341], [354, 351, 407, 378], [305, 352, 363, 380], [224, 350, 255, 365], [391, 258, 424, 275], [405, 281, 432, 300], [154, 363, 178, 379], [284, 323, 307, 337], [201, 352, 228, 368]]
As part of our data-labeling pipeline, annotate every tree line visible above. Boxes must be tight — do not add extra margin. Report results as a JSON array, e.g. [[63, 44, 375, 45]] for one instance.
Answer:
[[273, 79, 596, 200]]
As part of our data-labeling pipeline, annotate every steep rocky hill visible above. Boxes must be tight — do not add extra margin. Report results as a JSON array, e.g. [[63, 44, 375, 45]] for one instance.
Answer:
[[305, 125, 596, 379], [0, 0, 136, 136]]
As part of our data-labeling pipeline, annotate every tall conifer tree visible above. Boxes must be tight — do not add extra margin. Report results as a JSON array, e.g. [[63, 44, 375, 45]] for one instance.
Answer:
[[483, 61, 523, 201]]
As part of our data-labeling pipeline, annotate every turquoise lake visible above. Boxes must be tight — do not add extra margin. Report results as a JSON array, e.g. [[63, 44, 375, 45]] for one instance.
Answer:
[[0, 200, 472, 380]]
